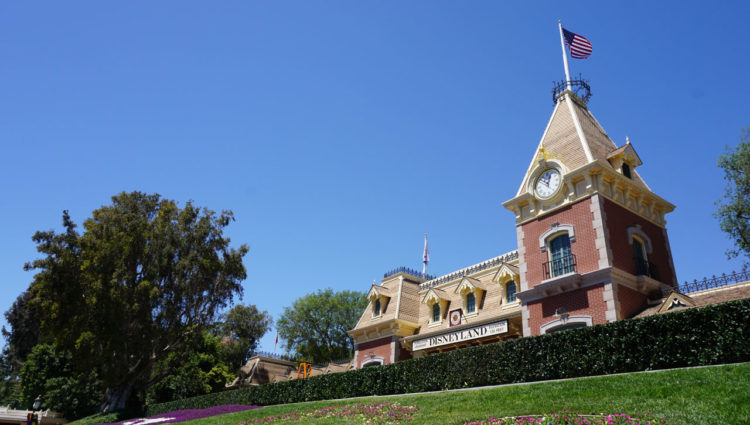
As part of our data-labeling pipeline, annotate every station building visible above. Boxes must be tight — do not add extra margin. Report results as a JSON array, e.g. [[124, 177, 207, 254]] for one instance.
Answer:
[[348, 85, 688, 369]]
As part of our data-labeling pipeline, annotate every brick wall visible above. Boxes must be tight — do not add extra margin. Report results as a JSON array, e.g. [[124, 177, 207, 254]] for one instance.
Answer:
[[616, 284, 648, 319], [521, 198, 600, 288], [356, 337, 393, 367], [602, 199, 677, 287], [526, 284, 606, 335]]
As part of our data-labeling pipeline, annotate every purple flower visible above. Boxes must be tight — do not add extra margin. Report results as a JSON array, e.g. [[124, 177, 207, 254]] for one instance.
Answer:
[[97, 404, 261, 425]]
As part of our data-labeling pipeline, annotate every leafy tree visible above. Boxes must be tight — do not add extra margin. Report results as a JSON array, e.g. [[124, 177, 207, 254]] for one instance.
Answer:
[[0, 347, 21, 408], [2, 291, 41, 374], [277, 288, 367, 364], [146, 332, 234, 405], [19, 344, 102, 419], [24, 192, 248, 412], [715, 128, 750, 262], [218, 304, 273, 370]]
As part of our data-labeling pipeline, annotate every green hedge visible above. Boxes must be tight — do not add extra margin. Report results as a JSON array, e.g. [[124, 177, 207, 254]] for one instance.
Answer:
[[147, 298, 750, 415]]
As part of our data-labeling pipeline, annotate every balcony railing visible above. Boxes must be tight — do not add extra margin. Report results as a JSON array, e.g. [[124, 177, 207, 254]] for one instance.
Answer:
[[542, 254, 577, 280], [634, 258, 660, 281]]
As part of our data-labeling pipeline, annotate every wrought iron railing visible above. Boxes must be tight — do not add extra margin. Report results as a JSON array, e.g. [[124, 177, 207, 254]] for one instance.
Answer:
[[383, 266, 435, 281], [678, 269, 750, 294], [419, 251, 519, 290], [542, 254, 577, 280], [634, 258, 660, 281]]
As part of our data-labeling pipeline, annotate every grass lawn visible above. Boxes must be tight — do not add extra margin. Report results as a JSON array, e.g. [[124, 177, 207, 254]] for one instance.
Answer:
[[74, 362, 750, 425]]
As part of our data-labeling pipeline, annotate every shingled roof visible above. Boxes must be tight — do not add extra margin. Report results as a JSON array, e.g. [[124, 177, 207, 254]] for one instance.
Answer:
[[517, 92, 649, 196]]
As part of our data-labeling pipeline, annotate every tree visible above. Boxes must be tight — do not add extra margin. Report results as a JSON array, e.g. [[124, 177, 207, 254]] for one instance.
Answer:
[[217, 304, 273, 370], [0, 347, 21, 408], [715, 128, 750, 262], [19, 344, 102, 419], [145, 332, 234, 405], [277, 288, 367, 364], [1, 291, 41, 384], [24, 192, 248, 412]]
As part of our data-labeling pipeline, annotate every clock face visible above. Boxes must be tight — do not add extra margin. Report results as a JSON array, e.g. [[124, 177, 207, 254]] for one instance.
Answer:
[[535, 168, 561, 199]]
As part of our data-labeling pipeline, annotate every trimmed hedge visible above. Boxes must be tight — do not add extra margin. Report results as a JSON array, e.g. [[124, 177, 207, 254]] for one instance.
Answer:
[[147, 298, 750, 415]]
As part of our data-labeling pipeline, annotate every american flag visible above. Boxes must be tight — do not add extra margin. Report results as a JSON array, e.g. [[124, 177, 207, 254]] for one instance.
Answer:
[[562, 28, 593, 59]]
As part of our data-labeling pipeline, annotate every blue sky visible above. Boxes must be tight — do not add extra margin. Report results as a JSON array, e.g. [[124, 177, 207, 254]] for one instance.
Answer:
[[1, 1, 748, 353]]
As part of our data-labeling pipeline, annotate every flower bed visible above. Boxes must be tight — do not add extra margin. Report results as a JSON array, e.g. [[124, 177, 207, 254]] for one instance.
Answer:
[[464, 411, 667, 425], [238, 402, 418, 425], [97, 404, 260, 425]]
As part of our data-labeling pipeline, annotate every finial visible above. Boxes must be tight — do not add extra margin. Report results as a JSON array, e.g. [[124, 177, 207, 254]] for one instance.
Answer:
[[373, 279, 377, 286], [626, 136, 631, 145]]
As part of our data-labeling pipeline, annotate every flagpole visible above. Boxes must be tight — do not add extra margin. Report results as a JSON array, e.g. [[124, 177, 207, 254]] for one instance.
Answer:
[[558, 20, 572, 91], [422, 233, 428, 278]]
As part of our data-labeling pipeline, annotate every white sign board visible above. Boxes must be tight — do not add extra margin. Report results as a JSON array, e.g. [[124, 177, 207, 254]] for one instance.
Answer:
[[412, 319, 508, 351]]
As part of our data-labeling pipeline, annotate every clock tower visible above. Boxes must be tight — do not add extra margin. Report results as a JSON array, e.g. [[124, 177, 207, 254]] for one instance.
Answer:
[[503, 84, 678, 336]]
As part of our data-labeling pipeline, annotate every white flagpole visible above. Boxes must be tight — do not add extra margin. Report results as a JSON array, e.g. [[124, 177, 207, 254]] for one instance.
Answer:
[[558, 20, 572, 91]]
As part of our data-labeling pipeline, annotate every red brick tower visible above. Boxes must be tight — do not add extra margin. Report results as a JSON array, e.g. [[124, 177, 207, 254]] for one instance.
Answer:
[[502, 88, 678, 336]]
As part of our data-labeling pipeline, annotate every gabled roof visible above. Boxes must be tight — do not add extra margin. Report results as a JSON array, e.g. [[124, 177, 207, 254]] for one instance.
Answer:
[[657, 291, 696, 313], [422, 287, 450, 305], [607, 140, 643, 167], [367, 284, 394, 300], [517, 92, 649, 196], [455, 276, 488, 294], [634, 281, 750, 318], [493, 263, 520, 283]]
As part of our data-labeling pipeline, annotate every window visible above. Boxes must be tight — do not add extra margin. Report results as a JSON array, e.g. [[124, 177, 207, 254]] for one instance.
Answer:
[[547, 323, 587, 333], [506, 280, 517, 303], [432, 303, 440, 323], [373, 298, 381, 317], [632, 237, 646, 262], [632, 235, 651, 277], [466, 292, 476, 314], [549, 234, 575, 277], [622, 163, 632, 179]]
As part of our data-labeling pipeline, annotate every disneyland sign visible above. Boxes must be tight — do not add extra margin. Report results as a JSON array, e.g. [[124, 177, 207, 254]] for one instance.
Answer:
[[412, 319, 508, 351]]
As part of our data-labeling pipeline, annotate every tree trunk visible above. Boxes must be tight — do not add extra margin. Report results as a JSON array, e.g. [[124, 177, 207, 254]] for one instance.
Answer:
[[100, 382, 134, 413]]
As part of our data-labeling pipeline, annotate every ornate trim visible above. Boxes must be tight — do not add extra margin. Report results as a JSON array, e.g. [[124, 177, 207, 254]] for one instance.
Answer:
[[627, 225, 653, 254], [419, 251, 519, 291], [540, 315, 593, 334], [538, 223, 576, 252]]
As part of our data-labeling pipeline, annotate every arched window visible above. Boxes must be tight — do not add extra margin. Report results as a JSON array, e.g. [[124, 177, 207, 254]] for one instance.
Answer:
[[432, 303, 440, 323], [547, 323, 587, 333], [466, 292, 476, 314], [549, 234, 574, 277], [632, 235, 649, 276], [622, 163, 632, 179], [506, 280, 517, 303], [373, 298, 381, 317]]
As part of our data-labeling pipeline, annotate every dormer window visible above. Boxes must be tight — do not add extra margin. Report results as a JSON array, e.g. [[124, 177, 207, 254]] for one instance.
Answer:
[[506, 280, 517, 303], [466, 292, 476, 314], [622, 163, 632, 179], [493, 263, 521, 306], [422, 288, 449, 326], [455, 276, 486, 317], [373, 298, 381, 317]]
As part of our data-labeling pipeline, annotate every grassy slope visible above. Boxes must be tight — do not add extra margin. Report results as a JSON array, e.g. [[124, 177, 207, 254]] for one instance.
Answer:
[[183, 363, 750, 425], [72, 363, 750, 425]]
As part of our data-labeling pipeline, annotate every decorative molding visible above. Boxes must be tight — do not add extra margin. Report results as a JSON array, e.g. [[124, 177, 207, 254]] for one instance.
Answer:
[[538, 223, 576, 252], [627, 225, 653, 254], [540, 315, 593, 334], [419, 251, 519, 290], [504, 160, 674, 228], [361, 356, 384, 368]]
